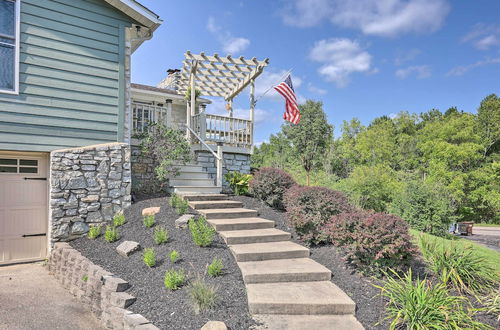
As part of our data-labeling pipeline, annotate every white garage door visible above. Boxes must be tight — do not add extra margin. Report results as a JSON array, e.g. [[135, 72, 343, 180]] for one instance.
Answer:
[[0, 153, 48, 265]]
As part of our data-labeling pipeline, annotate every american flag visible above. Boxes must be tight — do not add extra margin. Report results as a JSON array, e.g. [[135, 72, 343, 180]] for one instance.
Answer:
[[274, 74, 300, 124]]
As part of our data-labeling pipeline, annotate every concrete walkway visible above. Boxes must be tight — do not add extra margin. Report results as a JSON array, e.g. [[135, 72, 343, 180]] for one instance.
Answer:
[[0, 263, 104, 330]]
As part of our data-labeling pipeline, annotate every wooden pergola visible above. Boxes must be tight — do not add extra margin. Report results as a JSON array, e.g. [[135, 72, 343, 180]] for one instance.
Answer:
[[177, 51, 269, 138]]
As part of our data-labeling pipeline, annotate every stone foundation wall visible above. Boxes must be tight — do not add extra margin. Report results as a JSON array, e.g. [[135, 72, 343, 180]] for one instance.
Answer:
[[195, 151, 251, 188], [50, 143, 132, 242], [130, 144, 156, 193], [48, 243, 158, 329]]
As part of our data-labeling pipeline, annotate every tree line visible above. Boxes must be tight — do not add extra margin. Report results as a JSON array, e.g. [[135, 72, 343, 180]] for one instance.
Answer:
[[252, 94, 500, 230]]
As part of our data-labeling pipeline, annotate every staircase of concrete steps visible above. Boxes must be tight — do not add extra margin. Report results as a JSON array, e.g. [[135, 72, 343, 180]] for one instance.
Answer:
[[169, 164, 222, 194], [182, 193, 365, 330]]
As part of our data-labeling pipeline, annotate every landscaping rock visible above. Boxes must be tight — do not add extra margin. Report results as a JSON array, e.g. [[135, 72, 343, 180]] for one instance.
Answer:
[[116, 241, 140, 257], [142, 207, 160, 216], [175, 214, 195, 228], [104, 276, 130, 292], [110, 292, 136, 308], [201, 321, 228, 330]]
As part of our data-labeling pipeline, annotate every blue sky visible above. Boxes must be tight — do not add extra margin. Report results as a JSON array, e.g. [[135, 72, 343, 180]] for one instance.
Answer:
[[132, 0, 500, 144]]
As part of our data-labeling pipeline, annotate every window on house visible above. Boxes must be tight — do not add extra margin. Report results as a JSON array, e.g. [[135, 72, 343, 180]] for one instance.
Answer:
[[0, 0, 19, 94]]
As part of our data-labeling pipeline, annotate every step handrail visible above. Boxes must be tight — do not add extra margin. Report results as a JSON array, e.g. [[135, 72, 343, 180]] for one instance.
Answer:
[[184, 124, 223, 187]]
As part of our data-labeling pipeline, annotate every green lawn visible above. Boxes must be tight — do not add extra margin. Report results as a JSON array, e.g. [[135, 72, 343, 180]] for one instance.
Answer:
[[411, 230, 500, 274]]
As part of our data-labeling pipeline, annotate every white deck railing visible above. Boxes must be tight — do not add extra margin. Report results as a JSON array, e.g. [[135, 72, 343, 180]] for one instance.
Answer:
[[191, 113, 253, 148], [132, 103, 170, 135]]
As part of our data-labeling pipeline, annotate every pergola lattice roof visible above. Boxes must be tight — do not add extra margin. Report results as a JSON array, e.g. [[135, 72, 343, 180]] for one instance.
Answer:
[[178, 51, 269, 101]]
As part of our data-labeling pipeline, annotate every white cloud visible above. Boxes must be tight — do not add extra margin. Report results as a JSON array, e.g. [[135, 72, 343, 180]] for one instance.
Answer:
[[282, 0, 450, 37], [462, 24, 500, 50], [309, 38, 373, 87], [307, 83, 327, 95], [394, 48, 421, 66], [395, 65, 431, 79], [447, 58, 500, 76], [206, 16, 250, 55]]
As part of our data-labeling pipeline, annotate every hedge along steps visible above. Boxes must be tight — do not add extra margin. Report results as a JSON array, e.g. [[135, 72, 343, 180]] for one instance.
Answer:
[[182, 194, 363, 329]]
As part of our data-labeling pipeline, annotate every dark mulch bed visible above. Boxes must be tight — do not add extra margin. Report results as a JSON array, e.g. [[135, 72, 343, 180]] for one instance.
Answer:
[[230, 195, 389, 330], [70, 195, 255, 330]]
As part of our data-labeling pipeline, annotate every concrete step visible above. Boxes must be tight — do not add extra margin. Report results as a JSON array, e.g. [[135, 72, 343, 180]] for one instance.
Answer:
[[170, 178, 215, 187], [180, 194, 229, 202], [174, 171, 211, 180], [198, 208, 258, 219], [238, 258, 331, 283], [219, 228, 291, 244], [229, 241, 309, 262], [188, 200, 243, 210], [208, 217, 275, 231], [253, 314, 364, 330], [176, 164, 204, 172], [247, 281, 356, 315], [172, 186, 222, 194]]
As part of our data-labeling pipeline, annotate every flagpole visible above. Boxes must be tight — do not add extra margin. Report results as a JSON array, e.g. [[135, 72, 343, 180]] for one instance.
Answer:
[[254, 68, 293, 105]]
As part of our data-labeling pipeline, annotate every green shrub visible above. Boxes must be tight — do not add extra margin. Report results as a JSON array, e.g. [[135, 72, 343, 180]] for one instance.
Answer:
[[189, 278, 218, 314], [104, 226, 119, 243], [189, 216, 215, 247], [482, 292, 500, 321], [164, 269, 186, 290], [113, 213, 126, 227], [326, 212, 415, 274], [175, 199, 189, 215], [249, 167, 296, 210], [389, 180, 454, 237], [87, 225, 101, 239], [207, 257, 223, 277], [153, 226, 168, 245], [169, 250, 179, 263], [284, 185, 354, 244], [169, 193, 181, 207], [143, 214, 155, 228], [224, 171, 252, 195], [417, 234, 499, 294], [143, 248, 156, 267], [376, 269, 489, 330]]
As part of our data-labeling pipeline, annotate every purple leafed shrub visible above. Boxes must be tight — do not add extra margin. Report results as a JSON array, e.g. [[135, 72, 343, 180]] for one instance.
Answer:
[[325, 211, 416, 274], [284, 186, 354, 244], [249, 167, 296, 210]]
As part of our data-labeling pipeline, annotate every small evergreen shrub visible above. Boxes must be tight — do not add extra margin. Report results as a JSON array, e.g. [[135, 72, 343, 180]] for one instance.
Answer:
[[169, 250, 179, 263], [325, 212, 415, 274], [143, 248, 156, 267], [87, 225, 101, 239], [164, 269, 186, 290], [284, 185, 354, 244], [249, 167, 296, 210], [143, 214, 155, 228], [189, 278, 218, 314], [169, 193, 181, 207], [376, 269, 488, 329], [207, 257, 223, 277], [189, 216, 215, 247], [153, 226, 168, 245], [175, 199, 189, 215], [113, 213, 126, 227], [104, 226, 119, 243]]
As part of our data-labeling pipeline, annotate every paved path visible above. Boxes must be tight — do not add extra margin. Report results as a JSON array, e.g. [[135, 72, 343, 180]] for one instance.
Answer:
[[464, 226, 500, 253], [0, 263, 104, 330]]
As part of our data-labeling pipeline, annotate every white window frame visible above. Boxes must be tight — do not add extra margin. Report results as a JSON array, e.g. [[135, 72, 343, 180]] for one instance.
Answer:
[[0, 0, 20, 95]]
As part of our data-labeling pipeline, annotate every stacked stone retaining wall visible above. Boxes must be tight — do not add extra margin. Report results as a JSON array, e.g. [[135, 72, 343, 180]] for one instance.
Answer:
[[49, 243, 158, 330], [195, 150, 251, 189]]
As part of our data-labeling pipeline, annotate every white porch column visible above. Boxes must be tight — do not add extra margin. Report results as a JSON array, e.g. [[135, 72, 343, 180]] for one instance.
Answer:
[[165, 99, 172, 128], [250, 79, 255, 149]]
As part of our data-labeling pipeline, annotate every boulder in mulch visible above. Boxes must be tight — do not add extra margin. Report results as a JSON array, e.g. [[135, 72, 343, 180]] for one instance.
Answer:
[[201, 321, 227, 330], [116, 241, 140, 257], [142, 207, 160, 216], [175, 214, 195, 228]]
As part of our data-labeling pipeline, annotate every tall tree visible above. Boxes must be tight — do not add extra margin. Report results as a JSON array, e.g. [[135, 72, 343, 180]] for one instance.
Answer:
[[283, 100, 333, 185], [477, 94, 500, 157]]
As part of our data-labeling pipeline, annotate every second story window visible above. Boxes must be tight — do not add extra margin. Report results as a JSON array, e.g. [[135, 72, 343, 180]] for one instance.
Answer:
[[0, 0, 20, 94]]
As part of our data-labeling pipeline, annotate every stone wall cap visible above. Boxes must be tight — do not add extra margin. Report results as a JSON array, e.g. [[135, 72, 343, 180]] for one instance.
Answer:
[[51, 142, 128, 154]]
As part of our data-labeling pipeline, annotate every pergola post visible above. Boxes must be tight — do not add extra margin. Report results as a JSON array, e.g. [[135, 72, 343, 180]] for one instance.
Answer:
[[165, 99, 172, 128], [250, 79, 255, 149]]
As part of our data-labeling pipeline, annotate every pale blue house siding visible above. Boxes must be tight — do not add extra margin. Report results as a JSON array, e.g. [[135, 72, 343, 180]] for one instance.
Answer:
[[0, 0, 134, 152]]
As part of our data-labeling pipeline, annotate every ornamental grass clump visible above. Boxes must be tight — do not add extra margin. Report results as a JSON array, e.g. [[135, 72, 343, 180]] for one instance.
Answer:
[[143, 248, 156, 267], [249, 167, 296, 210], [104, 226, 119, 243], [207, 257, 223, 277], [376, 269, 489, 330], [153, 226, 168, 245], [113, 213, 126, 227], [169, 250, 179, 263], [418, 234, 499, 294], [143, 214, 155, 228], [325, 211, 415, 275], [164, 269, 186, 290], [87, 225, 101, 239], [189, 216, 215, 247], [175, 198, 189, 215], [284, 185, 354, 244], [189, 278, 218, 314]]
